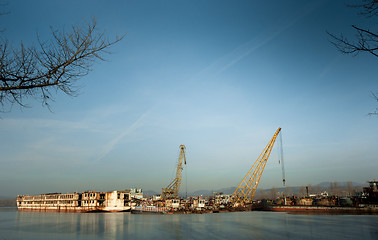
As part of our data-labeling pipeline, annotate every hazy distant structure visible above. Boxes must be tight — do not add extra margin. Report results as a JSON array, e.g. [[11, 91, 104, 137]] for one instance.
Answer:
[[161, 145, 186, 199], [230, 128, 282, 204]]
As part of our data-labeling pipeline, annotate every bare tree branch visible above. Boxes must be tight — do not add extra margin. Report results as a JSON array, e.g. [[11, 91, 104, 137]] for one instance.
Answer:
[[327, 25, 378, 58], [368, 92, 378, 116], [348, 0, 378, 18], [327, 1, 378, 117], [327, 1, 378, 58], [0, 17, 125, 110]]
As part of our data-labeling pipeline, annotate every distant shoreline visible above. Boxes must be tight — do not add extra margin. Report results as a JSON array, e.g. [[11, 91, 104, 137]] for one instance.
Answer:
[[259, 205, 378, 215], [0, 199, 16, 207]]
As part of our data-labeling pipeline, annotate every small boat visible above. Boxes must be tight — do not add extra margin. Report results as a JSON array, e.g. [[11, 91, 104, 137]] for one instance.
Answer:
[[131, 206, 170, 214]]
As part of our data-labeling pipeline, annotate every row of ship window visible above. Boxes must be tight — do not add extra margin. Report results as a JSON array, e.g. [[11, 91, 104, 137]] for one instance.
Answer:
[[84, 193, 96, 198], [22, 195, 76, 200], [19, 201, 76, 204], [20, 193, 133, 202], [19, 200, 97, 205], [45, 195, 76, 199]]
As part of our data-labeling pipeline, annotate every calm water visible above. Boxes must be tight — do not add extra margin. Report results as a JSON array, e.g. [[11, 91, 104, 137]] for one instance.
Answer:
[[0, 208, 377, 240]]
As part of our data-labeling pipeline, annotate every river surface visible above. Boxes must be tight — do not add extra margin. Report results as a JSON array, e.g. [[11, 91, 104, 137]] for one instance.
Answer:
[[0, 207, 377, 240]]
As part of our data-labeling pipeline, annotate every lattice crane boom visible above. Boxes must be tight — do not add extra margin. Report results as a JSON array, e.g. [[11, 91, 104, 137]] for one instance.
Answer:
[[162, 145, 186, 199], [230, 128, 281, 204]]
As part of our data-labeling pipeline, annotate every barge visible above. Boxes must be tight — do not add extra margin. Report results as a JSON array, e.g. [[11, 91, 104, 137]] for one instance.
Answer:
[[131, 206, 170, 214], [16, 189, 141, 213], [263, 205, 378, 214]]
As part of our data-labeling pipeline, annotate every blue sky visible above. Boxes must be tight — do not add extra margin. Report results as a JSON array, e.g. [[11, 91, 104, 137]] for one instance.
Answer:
[[0, 0, 377, 197]]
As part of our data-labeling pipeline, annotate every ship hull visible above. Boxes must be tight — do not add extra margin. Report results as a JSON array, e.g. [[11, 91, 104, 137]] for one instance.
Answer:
[[263, 205, 378, 214], [17, 206, 131, 213]]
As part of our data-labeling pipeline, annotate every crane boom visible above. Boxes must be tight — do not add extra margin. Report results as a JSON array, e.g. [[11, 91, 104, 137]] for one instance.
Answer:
[[230, 128, 281, 204], [162, 145, 186, 199]]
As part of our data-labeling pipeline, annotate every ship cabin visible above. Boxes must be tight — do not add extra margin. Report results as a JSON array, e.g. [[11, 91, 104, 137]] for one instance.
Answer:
[[165, 199, 180, 209]]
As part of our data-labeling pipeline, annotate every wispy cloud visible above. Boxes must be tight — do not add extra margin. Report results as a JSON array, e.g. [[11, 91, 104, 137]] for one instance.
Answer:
[[95, 110, 150, 162], [1, 118, 92, 131], [197, 1, 323, 78], [318, 54, 342, 79]]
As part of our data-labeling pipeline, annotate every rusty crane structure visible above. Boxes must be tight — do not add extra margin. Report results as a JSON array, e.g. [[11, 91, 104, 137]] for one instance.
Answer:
[[161, 145, 186, 199], [230, 128, 282, 204]]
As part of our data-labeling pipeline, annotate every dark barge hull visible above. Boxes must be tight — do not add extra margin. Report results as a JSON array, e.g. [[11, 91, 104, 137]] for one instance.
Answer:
[[262, 205, 378, 214]]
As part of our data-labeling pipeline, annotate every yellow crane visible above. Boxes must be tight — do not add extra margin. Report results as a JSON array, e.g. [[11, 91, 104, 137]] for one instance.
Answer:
[[161, 145, 186, 199], [230, 128, 282, 204]]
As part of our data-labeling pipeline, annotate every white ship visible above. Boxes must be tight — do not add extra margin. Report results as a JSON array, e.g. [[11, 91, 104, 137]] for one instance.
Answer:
[[17, 188, 143, 212]]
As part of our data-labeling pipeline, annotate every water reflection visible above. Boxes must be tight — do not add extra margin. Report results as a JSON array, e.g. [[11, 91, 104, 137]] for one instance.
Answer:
[[7, 210, 378, 240], [14, 211, 129, 239]]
